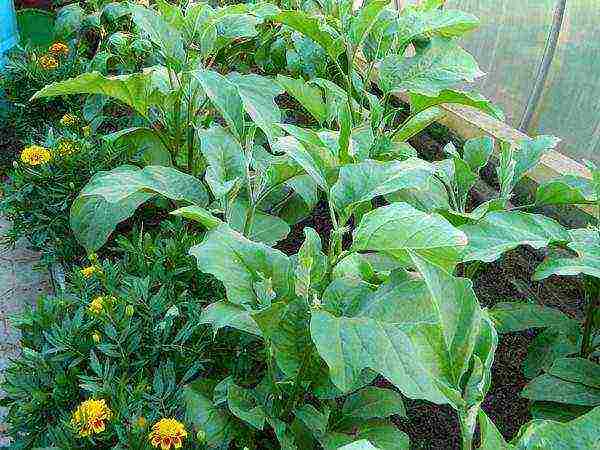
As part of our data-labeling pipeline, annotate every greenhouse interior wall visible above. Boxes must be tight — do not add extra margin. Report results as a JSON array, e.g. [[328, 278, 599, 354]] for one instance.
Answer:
[[405, 0, 600, 164]]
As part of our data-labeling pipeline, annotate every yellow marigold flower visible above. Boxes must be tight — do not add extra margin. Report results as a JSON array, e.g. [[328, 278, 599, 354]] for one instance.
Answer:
[[57, 139, 77, 156], [39, 54, 59, 70], [71, 399, 112, 437], [49, 42, 70, 57], [20, 145, 52, 165], [92, 331, 101, 344], [149, 418, 187, 450], [60, 113, 77, 127], [80, 265, 101, 278], [88, 296, 105, 315]]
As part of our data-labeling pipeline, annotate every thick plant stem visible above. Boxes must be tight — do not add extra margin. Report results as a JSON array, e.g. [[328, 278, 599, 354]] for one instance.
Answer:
[[580, 281, 598, 357], [458, 408, 477, 450]]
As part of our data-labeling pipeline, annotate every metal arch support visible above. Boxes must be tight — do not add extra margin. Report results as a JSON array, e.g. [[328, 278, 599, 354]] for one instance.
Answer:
[[518, 0, 568, 132]]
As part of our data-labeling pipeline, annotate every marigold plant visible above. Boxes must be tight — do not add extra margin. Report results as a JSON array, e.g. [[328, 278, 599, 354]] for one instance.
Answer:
[[49, 42, 70, 57], [20, 145, 51, 165], [80, 265, 101, 278], [88, 296, 105, 315], [60, 113, 78, 127], [149, 418, 187, 450], [70, 399, 112, 437], [39, 54, 59, 70]]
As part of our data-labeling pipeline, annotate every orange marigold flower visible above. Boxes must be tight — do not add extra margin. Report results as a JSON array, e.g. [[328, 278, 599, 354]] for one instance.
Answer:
[[71, 399, 112, 437], [20, 145, 52, 165], [49, 42, 70, 57], [149, 418, 188, 450], [39, 54, 59, 70]]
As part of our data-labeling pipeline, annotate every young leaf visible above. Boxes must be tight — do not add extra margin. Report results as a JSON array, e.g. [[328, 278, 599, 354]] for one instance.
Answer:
[[390, 107, 444, 142], [342, 387, 406, 420], [199, 301, 262, 338], [170, 205, 223, 229], [348, 0, 390, 48], [131, 5, 185, 62], [460, 211, 569, 263]]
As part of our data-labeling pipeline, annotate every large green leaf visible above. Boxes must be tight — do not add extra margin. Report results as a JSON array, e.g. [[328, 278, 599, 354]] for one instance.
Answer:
[[131, 5, 185, 62], [228, 72, 284, 145], [189, 224, 294, 307], [549, 358, 600, 389], [311, 254, 483, 408], [275, 10, 344, 59], [391, 107, 444, 143], [103, 127, 171, 166], [396, 7, 479, 48], [323, 421, 409, 450], [460, 211, 569, 263], [488, 302, 578, 334], [535, 175, 596, 206], [70, 192, 152, 252], [198, 126, 246, 198], [352, 202, 467, 270], [80, 165, 208, 205], [228, 200, 291, 245], [522, 328, 579, 379], [511, 406, 600, 449], [54, 3, 85, 38], [522, 374, 600, 407], [276, 75, 327, 124], [409, 89, 504, 120], [31, 70, 164, 117], [193, 70, 245, 140], [331, 159, 434, 218], [379, 37, 483, 96], [170, 205, 223, 229]]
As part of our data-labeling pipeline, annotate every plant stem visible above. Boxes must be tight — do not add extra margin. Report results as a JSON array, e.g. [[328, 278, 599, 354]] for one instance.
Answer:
[[458, 408, 477, 450], [580, 277, 598, 358]]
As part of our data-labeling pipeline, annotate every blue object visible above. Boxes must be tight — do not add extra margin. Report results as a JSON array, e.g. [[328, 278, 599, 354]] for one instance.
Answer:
[[1, 0, 19, 70]]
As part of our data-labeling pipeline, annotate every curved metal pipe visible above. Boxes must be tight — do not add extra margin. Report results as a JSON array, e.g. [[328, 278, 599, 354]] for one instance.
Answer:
[[519, 0, 567, 131]]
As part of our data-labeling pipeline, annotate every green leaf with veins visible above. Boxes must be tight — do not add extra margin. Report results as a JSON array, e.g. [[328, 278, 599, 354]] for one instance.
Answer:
[[535, 175, 597, 206], [131, 5, 185, 61], [227, 383, 266, 430], [348, 0, 390, 48], [409, 90, 504, 120], [331, 159, 434, 219], [189, 224, 294, 307], [342, 386, 406, 420], [199, 300, 262, 337], [391, 107, 444, 142], [379, 37, 483, 96], [228, 199, 291, 245], [352, 202, 467, 271], [103, 127, 171, 166], [460, 211, 569, 263]]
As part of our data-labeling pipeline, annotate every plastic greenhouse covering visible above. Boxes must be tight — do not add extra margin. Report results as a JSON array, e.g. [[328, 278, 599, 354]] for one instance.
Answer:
[[412, 0, 600, 163]]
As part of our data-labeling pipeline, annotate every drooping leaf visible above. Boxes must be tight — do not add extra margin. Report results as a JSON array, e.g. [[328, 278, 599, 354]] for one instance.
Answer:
[[184, 382, 237, 448], [331, 159, 434, 218], [70, 192, 152, 252], [229, 200, 291, 245], [522, 374, 600, 407], [535, 175, 596, 206], [409, 89, 504, 120], [352, 202, 468, 270], [80, 165, 208, 205], [131, 5, 185, 62], [379, 37, 483, 96], [522, 328, 579, 379], [548, 358, 600, 389], [488, 302, 578, 334], [103, 127, 171, 166], [31, 70, 164, 117], [189, 224, 294, 307], [460, 211, 569, 263], [199, 301, 262, 337]]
